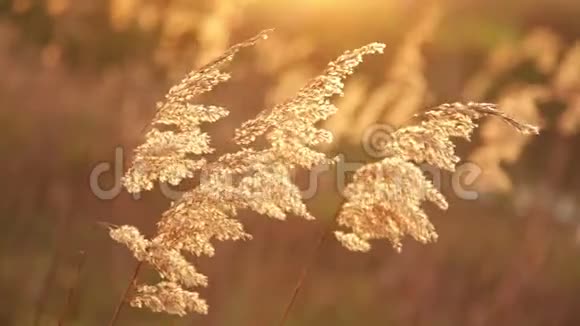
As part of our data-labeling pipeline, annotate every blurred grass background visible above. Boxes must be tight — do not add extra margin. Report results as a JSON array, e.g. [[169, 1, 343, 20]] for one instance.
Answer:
[[1, 0, 580, 325]]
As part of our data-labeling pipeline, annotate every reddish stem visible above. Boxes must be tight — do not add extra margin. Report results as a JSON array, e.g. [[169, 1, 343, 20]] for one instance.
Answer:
[[108, 261, 144, 326], [278, 227, 329, 326]]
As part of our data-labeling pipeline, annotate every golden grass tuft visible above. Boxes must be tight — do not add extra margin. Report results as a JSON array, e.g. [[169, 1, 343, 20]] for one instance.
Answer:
[[109, 31, 538, 316]]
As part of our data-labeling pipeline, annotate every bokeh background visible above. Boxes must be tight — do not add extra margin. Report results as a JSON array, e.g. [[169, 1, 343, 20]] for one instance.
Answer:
[[2, 0, 580, 325]]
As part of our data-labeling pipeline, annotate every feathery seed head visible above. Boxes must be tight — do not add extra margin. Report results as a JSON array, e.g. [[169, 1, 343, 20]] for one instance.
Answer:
[[109, 31, 538, 317], [122, 30, 271, 193], [335, 102, 538, 251], [111, 33, 384, 316]]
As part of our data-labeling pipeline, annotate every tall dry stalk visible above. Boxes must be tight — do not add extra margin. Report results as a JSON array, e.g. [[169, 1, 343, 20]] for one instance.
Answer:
[[278, 102, 538, 325], [107, 30, 538, 320], [108, 261, 144, 326], [278, 226, 329, 326]]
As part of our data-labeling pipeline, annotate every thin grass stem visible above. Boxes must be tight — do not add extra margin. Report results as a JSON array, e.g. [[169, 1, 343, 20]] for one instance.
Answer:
[[57, 250, 87, 326], [108, 261, 144, 326]]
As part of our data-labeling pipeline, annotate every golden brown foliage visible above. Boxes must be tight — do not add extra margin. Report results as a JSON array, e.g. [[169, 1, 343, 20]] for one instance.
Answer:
[[122, 30, 270, 193], [324, 2, 442, 143], [463, 28, 563, 100], [467, 30, 580, 191], [471, 87, 548, 192], [109, 0, 245, 70], [111, 32, 386, 315], [110, 32, 537, 316], [335, 103, 538, 251]]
